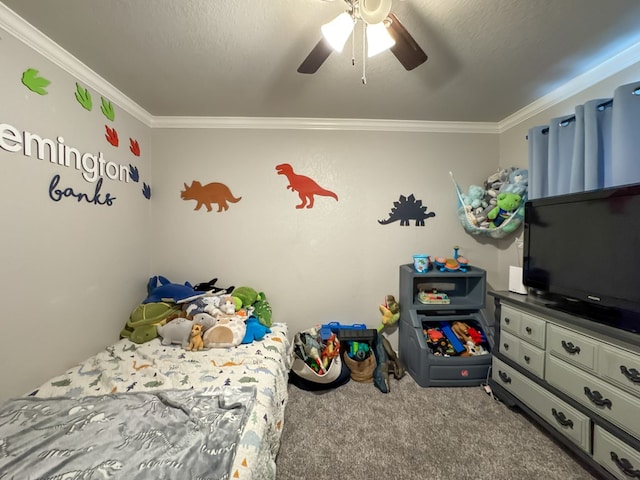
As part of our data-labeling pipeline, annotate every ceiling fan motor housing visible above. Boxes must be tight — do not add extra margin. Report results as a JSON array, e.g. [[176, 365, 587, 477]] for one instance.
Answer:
[[359, 0, 392, 24]]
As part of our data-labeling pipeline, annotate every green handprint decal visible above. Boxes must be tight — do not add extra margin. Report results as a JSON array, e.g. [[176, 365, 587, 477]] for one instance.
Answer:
[[101, 97, 115, 121], [21, 68, 50, 95], [75, 83, 93, 110]]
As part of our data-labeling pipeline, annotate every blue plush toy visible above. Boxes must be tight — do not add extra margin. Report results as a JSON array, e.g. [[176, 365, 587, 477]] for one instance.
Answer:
[[241, 315, 271, 344], [143, 275, 203, 304]]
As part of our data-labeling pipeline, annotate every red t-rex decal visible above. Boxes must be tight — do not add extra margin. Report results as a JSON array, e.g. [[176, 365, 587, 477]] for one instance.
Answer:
[[275, 163, 338, 209]]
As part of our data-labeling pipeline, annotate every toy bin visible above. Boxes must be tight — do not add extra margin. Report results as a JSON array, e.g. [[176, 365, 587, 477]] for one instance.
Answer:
[[398, 264, 494, 387], [399, 311, 493, 387]]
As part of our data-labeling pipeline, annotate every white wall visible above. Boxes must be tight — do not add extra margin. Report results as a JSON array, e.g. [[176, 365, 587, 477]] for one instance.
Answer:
[[150, 128, 500, 341], [0, 26, 151, 401]]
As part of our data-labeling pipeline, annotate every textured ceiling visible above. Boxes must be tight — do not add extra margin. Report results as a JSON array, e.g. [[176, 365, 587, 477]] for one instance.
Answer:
[[3, 0, 640, 123]]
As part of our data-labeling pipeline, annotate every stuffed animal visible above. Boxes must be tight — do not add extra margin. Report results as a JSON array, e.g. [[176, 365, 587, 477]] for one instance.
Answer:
[[143, 276, 203, 304], [203, 316, 247, 348], [232, 286, 259, 309], [191, 312, 217, 331], [462, 184, 488, 210], [501, 168, 529, 196], [121, 301, 182, 344], [186, 323, 204, 351], [157, 317, 193, 347], [241, 315, 271, 344], [487, 192, 522, 228]]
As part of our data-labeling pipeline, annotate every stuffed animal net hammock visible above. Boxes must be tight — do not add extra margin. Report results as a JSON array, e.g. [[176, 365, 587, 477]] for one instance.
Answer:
[[450, 171, 527, 240]]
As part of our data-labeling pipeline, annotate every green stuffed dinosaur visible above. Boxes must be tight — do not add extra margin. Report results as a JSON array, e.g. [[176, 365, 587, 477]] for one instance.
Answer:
[[487, 192, 521, 228]]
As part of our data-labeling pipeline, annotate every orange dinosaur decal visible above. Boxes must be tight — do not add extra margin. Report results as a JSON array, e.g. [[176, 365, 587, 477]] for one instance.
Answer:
[[275, 163, 338, 209], [181, 181, 242, 212]]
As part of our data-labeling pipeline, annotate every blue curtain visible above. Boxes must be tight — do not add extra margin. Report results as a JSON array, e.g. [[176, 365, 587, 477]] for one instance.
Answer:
[[528, 80, 640, 199]]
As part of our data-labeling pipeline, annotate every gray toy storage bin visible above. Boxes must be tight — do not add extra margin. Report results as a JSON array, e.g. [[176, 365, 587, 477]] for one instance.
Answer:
[[398, 264, 494, 387], [399, 310, 493, 387]]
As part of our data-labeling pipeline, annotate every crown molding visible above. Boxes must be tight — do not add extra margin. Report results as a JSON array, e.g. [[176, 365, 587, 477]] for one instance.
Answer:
[[149, 115, 499, 133], [498, 39, 640, 133]]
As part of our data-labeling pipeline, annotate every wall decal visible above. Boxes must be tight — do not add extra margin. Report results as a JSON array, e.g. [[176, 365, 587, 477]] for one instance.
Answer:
[[105, 125, 119, 146], [275, 163, 338, 209], [129, 165, 139, 182], [378, 194, 436, 226], [21, 68, 50, 95], [181, 181, 241, 212], [0, 122, 130, 183], [49, 174, 116, 206], [75, 83, 92, 110], [101, 97, 115, 121], [142, 183, 151, 199], [129, 138, 141, 156]]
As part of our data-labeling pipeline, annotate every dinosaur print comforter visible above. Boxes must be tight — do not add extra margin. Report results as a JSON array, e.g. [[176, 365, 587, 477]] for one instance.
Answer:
[[1, 322, 292, 480]]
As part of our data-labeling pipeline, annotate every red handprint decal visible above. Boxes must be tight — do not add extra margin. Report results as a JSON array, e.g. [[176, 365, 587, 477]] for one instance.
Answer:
[[105, 125, 119, 147], [129, 138, 140, 156]]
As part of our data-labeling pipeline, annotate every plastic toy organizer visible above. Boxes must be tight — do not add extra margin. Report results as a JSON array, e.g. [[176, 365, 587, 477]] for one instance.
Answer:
[[398, 264, 494, 387]]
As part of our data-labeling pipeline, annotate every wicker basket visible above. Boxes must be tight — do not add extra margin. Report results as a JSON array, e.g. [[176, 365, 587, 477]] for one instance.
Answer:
[[342, 352, 376, 383]]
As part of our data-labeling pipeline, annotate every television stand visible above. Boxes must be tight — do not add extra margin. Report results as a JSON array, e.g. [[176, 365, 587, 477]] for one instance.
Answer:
[[489, 290, 640, 480]]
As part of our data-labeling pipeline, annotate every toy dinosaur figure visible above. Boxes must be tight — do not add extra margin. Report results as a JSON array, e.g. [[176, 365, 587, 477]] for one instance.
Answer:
[[378, 294, 400, 332], [275, 163, 338, 209], [378, 194, 436, 226]]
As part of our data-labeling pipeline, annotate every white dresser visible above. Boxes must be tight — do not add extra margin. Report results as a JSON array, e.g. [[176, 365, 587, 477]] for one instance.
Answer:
[[489, 291, 640, 480]]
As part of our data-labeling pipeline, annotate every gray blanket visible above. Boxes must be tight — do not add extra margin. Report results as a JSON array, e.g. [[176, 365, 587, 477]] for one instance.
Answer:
[[0, 387, 256, 479]]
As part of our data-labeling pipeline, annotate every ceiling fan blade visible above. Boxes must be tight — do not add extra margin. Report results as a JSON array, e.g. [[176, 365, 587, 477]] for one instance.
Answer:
[[297, 37, 333, 74], [387, 12, 427, 71]]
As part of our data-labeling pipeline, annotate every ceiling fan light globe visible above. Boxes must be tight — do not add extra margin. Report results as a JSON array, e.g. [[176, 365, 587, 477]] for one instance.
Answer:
[[321, 12, 355, 52], [367, 22, 395, 57]]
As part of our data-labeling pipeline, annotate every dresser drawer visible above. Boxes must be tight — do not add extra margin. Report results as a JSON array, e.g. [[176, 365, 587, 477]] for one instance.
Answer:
[[499, 330, 520, 363], [546, 355, 640, 439], [493, 358, 590, 452], [519, 342, 545, 378], [547, 323, 598, 374], [599, 344, 640, 397], [501, 305, 546, 348], [593, 426, 640, 480], [499, 331, 545, 378], [500, 305, 521, 336]]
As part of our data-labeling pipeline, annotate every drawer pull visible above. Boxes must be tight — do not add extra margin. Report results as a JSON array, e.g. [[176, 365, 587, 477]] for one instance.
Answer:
[[523, 355, 531, 364], [561, 340, 581, 355], [498, 370, 512, 384], [610, 451, 640, 478], [551, 408, 573, 429], [583, 387, 612, 409], [620, 365, 640, 384], [503, 343, 509, 350], [525, 326, 532, 334], [504, 317, 511, 324]]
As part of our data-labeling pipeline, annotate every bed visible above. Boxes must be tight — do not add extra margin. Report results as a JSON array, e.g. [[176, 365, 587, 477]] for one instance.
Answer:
[[0, 322, 292, 480]]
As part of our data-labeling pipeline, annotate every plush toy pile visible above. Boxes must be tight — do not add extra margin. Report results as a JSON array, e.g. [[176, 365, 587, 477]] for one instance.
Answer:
[[456, 167, 528, 238], [121, 276, 273, 349]]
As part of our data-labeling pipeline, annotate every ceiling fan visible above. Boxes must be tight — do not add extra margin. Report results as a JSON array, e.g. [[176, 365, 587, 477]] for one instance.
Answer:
[[297, 0, 428, 75]]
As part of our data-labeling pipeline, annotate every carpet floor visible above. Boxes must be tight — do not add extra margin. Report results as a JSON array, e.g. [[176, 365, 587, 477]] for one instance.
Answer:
[[275, 374, 603, 480]]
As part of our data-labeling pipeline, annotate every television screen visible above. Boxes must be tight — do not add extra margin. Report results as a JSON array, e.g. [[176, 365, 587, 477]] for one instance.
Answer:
[[523, 183, 640, 332]]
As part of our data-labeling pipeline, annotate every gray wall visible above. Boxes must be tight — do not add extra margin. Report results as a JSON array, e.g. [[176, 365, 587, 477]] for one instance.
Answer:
[[1, 13, 639, 403]]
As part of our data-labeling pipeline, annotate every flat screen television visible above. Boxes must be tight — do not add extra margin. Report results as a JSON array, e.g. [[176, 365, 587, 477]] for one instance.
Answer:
[[523, 182, 640, 334]]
